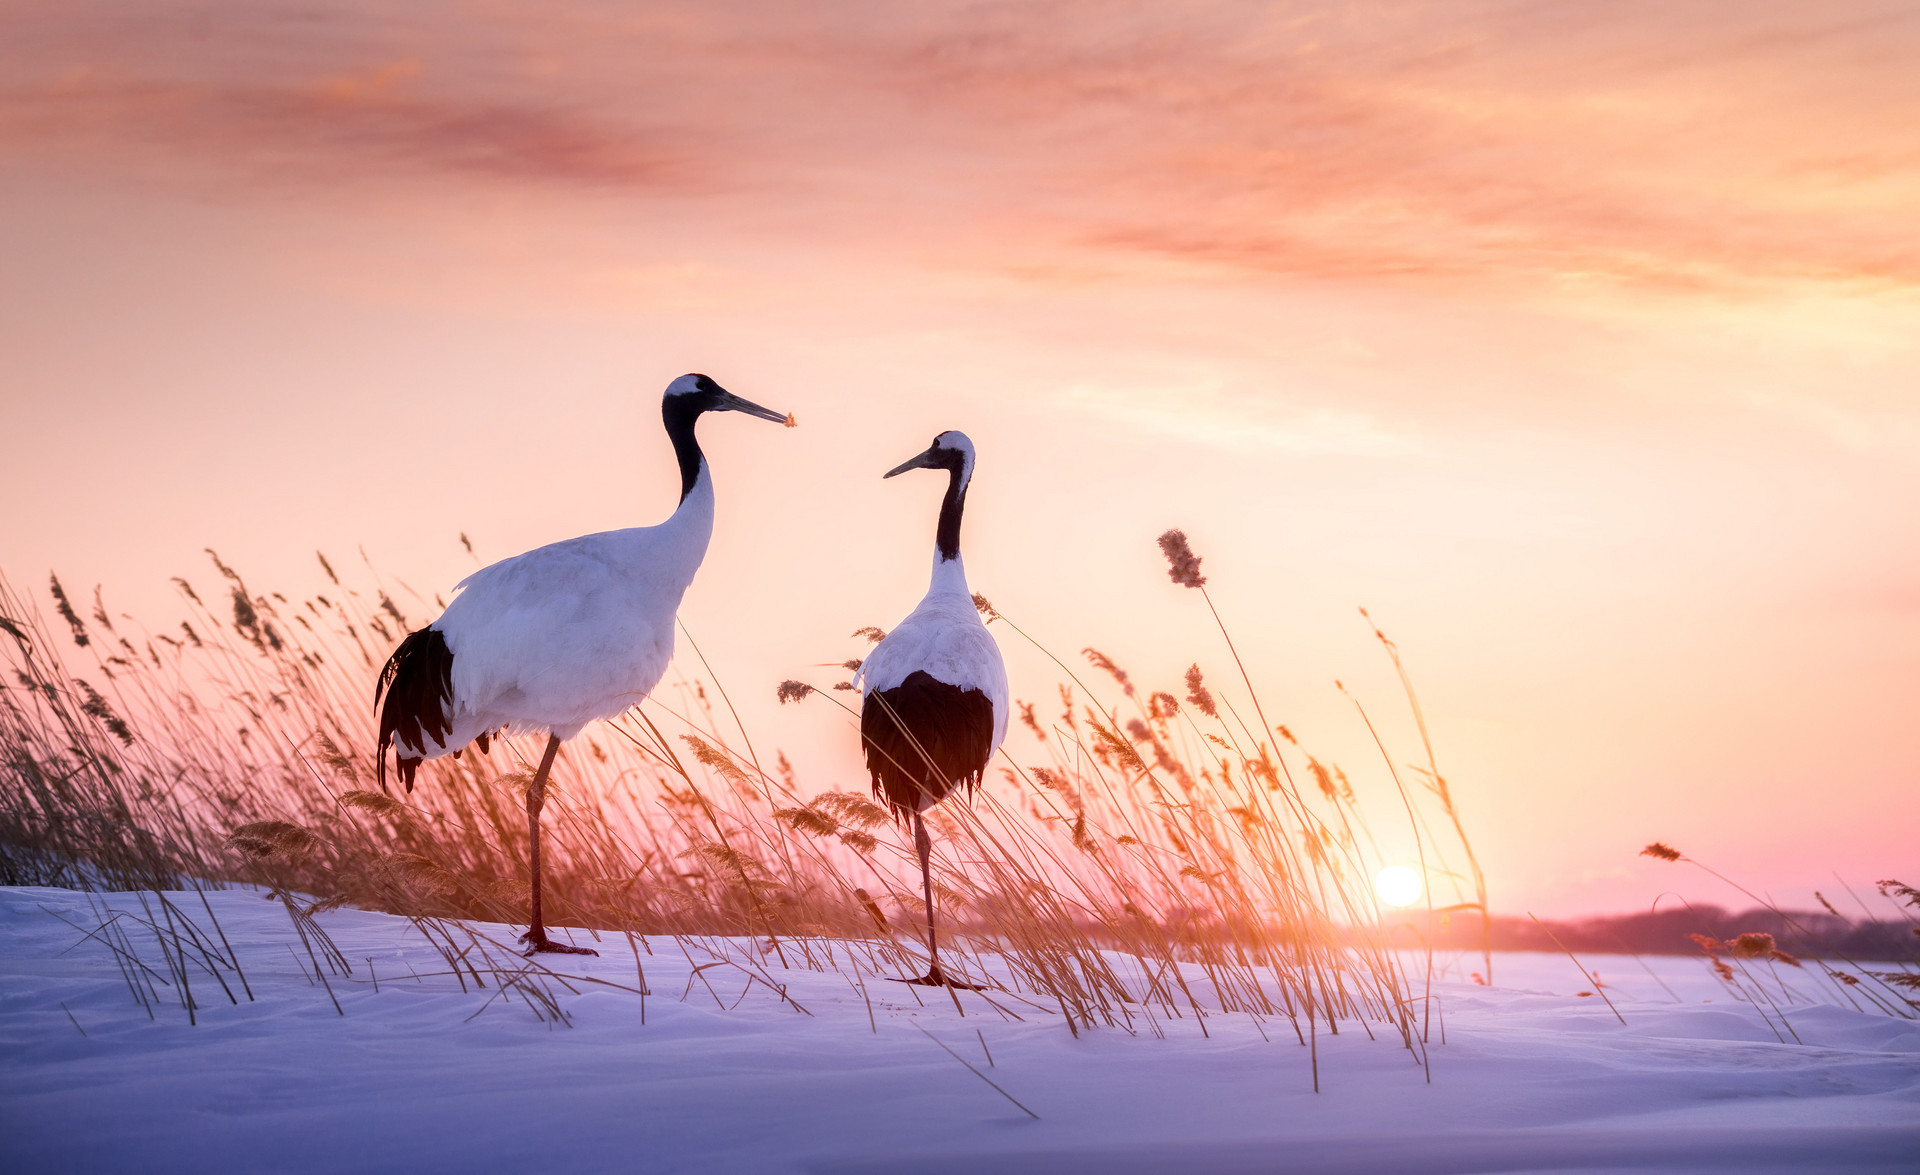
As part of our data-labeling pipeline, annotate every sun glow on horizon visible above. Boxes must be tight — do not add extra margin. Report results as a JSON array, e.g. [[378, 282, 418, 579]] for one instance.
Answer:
[[1375, 865, 1423, 909]]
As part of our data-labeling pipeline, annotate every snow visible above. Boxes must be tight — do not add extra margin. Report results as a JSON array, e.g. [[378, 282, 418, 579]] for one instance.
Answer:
[[3, 885, 1916, 1174]]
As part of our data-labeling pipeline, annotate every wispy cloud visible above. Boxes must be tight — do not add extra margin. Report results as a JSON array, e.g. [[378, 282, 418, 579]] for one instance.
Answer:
[[1, 68, 696, 190], [2, 0, 1915, 297], [1060, 378, 1421, 457]]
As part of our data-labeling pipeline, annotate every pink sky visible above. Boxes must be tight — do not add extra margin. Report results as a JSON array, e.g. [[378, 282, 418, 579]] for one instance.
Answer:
[[4, 0, 1917, 916]]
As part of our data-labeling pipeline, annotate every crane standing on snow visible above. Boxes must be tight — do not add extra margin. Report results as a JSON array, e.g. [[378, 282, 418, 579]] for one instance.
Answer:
[[376, 373, 791, 955], [858, 431, 1008, 988]]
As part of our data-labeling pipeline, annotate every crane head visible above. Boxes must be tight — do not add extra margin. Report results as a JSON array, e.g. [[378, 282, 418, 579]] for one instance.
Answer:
[[885, 430, 974, 481], [666, 373, 790, 425]]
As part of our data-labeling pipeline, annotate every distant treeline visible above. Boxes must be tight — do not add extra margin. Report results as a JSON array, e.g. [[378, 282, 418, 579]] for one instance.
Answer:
[[1394, 905, 1919, 962]]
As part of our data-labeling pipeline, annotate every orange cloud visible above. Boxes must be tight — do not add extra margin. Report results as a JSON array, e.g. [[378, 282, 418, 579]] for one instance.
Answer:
[[0, 76, 697, 188], [0, 0, 1913, 295], [312, 59, 422, 105]]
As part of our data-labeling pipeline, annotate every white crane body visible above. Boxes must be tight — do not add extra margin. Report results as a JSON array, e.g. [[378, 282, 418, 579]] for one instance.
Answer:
[[858, 557, 1009, 775], [374, 373, 787, 954], [419, 472, 713, 754], [857, 431, 1005, 986]]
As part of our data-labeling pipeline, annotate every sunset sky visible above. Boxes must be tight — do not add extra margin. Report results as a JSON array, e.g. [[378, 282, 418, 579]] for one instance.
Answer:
[[4, 0, 1917, 917]]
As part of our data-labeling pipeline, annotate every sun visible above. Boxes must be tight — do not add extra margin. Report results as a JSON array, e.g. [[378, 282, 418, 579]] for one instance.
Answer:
[[1374, 865, 1423, 908]]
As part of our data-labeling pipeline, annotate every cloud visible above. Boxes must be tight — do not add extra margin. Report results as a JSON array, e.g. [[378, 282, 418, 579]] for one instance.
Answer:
[[0, 70, 696, 191], [1060, 378, 1422, 457], [831, 1, 1920, 293], [2, 0, 1916, 297]]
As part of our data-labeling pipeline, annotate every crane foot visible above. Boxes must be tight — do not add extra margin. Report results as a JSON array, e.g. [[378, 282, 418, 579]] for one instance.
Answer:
[[520, 931, 599, 957], [888, 964, 986, 990]]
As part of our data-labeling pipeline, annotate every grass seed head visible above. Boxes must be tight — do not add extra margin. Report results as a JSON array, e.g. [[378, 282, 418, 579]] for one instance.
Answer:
[[852, 887, 889, 932], [383, 852, 461, 897], [1184, 664, 1217, 717], [1307, 757, 1338, 801], [1876, 879, 1920, 910], [774, 806, 838, 837], [812, 790, 890, 830], [228, 820, 321, 858], [75, 680, 135, 746], [1082, 647, 1134, 696], [1156, 529, 1207, 588], [688, 840, 770, 881], [681, 734, 752, 790], [341, 789, 406, 817], [48, 575, 89, 647]]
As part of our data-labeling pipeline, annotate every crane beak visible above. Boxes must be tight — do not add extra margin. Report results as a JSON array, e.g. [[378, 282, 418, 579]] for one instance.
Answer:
[[884, 447, 939, 479], [719, 392, 791, 425]]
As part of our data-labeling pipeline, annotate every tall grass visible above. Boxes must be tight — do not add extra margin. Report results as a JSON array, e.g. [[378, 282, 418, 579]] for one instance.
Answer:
[[1, 536, 1487, 1075], [1640, 842, 1918, 1022]]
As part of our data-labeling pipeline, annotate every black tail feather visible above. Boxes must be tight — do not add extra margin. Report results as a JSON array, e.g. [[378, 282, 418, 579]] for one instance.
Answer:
[[376, 627, 454, 794], [861, 670, 994, 819]]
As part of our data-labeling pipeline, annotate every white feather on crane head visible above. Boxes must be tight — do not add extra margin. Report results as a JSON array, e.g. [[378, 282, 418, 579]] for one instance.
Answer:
[[933, 430, 975, 489]]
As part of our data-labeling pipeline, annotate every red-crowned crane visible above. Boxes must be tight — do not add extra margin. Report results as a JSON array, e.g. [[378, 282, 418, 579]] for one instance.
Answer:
[[376, 373, 790, 955], [858, 431, 1007, 987]]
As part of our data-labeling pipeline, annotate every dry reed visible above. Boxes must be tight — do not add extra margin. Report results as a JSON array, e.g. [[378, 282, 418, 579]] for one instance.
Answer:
[[2, 534, 1491, 1074], [1645, 843, 1917, 1021]]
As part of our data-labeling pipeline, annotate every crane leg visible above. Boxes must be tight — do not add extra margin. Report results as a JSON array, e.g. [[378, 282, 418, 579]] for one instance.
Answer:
[[521, 735, 597, 956], [898, 809, 983, 989]]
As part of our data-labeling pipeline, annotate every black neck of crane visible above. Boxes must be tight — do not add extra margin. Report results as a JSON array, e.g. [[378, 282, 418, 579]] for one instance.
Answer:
[[662, 395, 709, 503], [936, 456, 968, 562]]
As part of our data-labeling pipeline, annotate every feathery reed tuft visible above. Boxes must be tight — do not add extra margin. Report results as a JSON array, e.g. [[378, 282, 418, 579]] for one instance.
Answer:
[[1184, 664, 1217, 717], [1156, 529, 1207, 588]]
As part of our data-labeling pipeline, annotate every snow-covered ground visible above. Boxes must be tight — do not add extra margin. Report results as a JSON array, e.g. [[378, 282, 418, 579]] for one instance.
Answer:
[[3, 885, 1916, 1174]]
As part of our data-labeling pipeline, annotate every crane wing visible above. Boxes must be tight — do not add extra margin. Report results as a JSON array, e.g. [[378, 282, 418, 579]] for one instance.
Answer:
[[858, 594, 1008, 753], [435, 529, 694, 729]]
